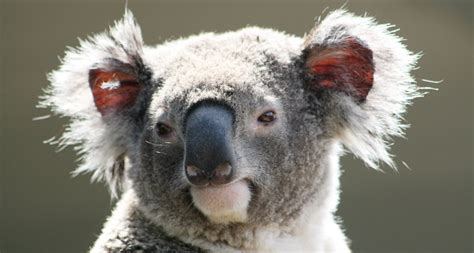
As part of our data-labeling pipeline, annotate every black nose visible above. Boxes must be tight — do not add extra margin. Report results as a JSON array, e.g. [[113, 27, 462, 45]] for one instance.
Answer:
[[184, 103, 235, 186]]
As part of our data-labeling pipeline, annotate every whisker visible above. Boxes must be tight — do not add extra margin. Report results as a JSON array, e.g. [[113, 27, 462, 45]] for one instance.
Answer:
[[145, 140, 170, 147]]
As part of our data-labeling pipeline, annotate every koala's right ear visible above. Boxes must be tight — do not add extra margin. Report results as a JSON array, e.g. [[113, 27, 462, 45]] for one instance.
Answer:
[[40, 10, 149, 198]]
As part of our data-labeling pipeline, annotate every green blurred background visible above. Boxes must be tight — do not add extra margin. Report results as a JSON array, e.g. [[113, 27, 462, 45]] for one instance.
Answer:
[[0, 0, 472, 252]]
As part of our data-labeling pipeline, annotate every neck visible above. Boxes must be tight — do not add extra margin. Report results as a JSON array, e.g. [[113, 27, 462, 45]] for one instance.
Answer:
[[159, 199, 340, 253]]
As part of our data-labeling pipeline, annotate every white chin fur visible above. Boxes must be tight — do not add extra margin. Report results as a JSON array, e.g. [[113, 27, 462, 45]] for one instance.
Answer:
[[190, 179, 251, 224]]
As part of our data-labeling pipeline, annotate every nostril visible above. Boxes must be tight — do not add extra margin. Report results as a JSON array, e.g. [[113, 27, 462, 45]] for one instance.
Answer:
[[186, 165, 200, 177], [211, 162, 233, 186], [214, 162, 232, 178], [185, 165, 209, 186]]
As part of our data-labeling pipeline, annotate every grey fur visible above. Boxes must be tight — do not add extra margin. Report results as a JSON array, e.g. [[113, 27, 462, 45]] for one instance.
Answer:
[[41, 9, 422, 253]]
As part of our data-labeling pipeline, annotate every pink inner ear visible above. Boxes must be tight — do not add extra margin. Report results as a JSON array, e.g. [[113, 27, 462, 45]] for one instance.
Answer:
[[305, 37, 374, 101], [89, 69, 140, 115]]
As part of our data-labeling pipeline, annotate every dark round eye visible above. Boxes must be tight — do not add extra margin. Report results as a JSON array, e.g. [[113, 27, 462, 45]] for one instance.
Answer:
[[257, 111, 276, 123], [156, 122, 174, 137]]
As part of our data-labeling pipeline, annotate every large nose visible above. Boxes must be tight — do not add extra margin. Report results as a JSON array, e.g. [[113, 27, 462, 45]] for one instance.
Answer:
[[184, 103, 235, 187]]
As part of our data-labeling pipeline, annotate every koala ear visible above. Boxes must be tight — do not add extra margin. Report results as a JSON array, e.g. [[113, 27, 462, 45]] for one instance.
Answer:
[[302, 10, 423, 169], [89, 65, 140, 116], [303, 36, 374, 102], [40, 10, 147, 197]]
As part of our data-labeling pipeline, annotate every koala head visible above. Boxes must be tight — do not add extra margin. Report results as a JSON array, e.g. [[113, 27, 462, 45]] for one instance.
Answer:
[[41, 9, 421, 247]]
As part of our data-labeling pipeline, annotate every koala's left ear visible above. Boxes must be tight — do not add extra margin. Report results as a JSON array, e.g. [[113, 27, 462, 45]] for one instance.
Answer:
[[301, 10, 423, 169]]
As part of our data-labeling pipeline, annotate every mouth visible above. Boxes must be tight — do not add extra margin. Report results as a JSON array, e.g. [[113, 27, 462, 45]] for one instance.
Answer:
[[190, 178, 251, 224]]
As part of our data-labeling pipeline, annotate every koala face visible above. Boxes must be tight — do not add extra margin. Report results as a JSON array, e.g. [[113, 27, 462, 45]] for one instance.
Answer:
[[41, 9, 421, 250], [125, 30, 337, 227]]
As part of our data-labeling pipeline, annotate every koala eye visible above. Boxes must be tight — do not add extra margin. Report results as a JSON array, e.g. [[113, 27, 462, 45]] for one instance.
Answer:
[[156, 122, 174, 137], [257, 111, 276, 124]]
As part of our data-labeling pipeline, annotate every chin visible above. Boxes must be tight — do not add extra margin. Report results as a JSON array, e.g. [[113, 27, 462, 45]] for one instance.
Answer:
[[190, 179, 252, 224]]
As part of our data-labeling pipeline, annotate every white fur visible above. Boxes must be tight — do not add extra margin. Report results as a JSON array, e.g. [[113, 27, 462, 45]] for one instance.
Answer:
[[305, 10, 423, 169], [100, 80, 120, 90], [39, 10, 144, 197]]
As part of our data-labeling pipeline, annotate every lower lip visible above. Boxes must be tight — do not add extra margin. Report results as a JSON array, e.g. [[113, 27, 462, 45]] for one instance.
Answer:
[[190, 179, 251, 222]]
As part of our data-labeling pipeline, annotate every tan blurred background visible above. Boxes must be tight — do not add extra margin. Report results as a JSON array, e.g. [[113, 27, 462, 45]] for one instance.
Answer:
[[0, 0, 472, 252]]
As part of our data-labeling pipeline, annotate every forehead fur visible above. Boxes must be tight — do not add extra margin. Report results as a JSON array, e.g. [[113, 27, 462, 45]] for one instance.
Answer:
[[145, 28, 301, 103]]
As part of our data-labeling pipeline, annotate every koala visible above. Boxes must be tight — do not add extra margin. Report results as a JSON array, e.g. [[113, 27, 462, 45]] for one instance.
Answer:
[[40, 8, 423, 253]]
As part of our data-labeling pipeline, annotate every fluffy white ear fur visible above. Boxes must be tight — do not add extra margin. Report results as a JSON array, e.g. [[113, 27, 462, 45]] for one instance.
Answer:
[[305, 10, 423, 169], [39, 10, 144, 197]]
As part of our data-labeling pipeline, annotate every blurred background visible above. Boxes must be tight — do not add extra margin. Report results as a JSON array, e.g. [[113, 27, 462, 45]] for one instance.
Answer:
[[0, 0, 472, 252]]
